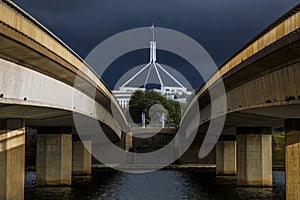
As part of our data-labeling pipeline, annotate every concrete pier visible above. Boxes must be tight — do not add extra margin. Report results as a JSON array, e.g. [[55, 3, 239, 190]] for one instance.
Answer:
[[236, 127, 272, 186], [216, 136, 236, 175], [124, 132, 132, 151], [285, 119, 300, 200], [72, 140, 92, 175], [0, 119, 25, 200], [36, 127, 72, 186]]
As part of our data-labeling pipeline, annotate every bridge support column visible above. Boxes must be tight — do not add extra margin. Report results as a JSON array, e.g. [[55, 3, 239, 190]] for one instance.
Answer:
[[0, 119, 25, 200], [36, 127, 72, 186], [124, 132, 132, 152], [72, 140, 92, 175], [216, 136, 236, 175], [285, 119, 300, 200], [236, 127, 272, 186]]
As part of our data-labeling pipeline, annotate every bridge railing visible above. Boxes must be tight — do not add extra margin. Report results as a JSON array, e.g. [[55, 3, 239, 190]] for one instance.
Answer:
[[129, 123, 178, 129]]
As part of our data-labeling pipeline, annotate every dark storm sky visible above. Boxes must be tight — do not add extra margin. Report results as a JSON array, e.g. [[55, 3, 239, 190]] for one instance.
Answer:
[[11, 0, 300, 89]]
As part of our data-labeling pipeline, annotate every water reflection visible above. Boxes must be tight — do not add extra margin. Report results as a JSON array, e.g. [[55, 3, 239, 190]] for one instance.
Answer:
[[25, 170, 285, 200]]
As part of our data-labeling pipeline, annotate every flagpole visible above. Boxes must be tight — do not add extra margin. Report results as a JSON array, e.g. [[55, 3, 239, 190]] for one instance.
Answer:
[[152, 24, 155, 42]]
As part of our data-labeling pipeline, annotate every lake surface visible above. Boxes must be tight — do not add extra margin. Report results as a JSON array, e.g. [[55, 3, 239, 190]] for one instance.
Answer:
[[25, 170, 285, 200]]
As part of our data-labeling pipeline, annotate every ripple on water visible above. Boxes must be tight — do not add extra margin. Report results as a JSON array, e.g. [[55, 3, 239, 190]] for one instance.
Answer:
[[24, 170, 286, 200]]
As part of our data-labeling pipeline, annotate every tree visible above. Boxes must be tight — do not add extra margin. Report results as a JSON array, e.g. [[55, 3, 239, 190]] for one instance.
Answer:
[[128, 90, 145, 123], [128, 90, 181, 125]]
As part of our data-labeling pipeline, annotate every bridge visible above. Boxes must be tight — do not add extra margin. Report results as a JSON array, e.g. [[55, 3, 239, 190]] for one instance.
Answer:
[[0, 1, 129, 199], [180, 3, 300, 200], [0, 0, 300, 200]]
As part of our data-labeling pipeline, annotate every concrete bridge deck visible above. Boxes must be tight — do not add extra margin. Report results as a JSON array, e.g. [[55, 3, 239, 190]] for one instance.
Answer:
[[180, 4, 300, 199], [0, 0, 127, 133]]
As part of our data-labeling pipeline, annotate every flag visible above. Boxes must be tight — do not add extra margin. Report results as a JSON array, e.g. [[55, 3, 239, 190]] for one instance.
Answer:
[[149, 24, 154, 31]]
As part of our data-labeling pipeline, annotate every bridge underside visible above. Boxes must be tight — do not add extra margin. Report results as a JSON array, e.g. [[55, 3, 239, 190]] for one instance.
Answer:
[[0, 103, 121, 140], [224, 103, 300, 130], [0, 104, 73, 126]]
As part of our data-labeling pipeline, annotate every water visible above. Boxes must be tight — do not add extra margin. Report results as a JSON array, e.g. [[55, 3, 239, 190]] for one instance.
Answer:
[[25, 170, 285, 200]]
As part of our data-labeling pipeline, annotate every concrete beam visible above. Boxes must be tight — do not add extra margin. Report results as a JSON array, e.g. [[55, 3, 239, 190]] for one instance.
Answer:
[[36, 127, 72, 186], [236, 127, 272, 186], [0, 119, 25, 200]]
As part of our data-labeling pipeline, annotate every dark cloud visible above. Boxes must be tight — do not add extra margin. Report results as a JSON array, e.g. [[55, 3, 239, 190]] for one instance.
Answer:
[[12, 0, 300, 88]]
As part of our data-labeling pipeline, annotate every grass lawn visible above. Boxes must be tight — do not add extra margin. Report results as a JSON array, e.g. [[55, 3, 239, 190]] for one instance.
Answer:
[[272, 133, 285, 167]]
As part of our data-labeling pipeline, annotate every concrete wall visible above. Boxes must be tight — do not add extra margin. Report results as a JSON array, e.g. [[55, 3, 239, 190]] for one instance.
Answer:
[[130, 128, 176, 153], [180, 142, 216, 165], [132, 133, 175, 151]]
